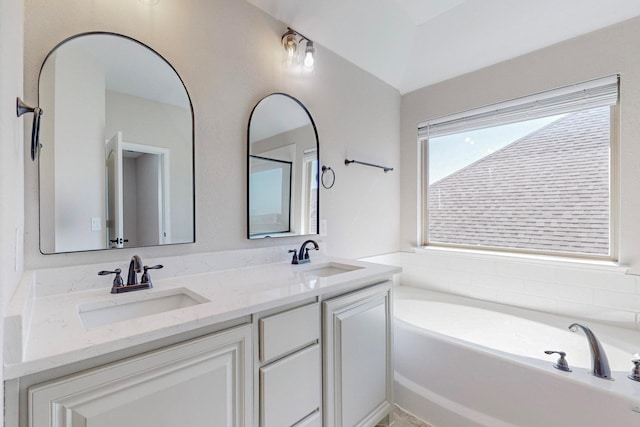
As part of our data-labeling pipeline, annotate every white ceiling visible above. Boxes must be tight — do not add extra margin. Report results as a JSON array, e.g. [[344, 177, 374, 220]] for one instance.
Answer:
[[247, 0, 640, 94]]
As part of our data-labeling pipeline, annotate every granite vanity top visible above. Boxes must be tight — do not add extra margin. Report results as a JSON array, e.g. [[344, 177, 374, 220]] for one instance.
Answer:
[[4, 257, 400, 379]]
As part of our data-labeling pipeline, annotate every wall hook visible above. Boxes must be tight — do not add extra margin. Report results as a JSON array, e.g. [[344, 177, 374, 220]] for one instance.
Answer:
[[16, 97, 43, 161]]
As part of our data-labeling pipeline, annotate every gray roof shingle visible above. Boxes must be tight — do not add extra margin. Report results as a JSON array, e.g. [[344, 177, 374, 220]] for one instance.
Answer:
[[427, 106, 610, 255]]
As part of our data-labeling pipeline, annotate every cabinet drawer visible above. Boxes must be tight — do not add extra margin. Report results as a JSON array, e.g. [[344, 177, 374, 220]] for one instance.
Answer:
[[260, 344, 321, 427], [259, 302, 319, 363]]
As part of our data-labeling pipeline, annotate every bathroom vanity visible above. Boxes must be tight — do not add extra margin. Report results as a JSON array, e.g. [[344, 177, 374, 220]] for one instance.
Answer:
[[3, 256, 399, 427]]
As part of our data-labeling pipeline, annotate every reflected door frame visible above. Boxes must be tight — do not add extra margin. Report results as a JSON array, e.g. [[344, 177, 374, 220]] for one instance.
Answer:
[[106, 136, 171, 248], [122, 142, 171, 246]]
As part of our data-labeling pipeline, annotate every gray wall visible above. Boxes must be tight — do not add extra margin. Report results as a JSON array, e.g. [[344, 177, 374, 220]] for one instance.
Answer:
[[22, 0, 401, 269]]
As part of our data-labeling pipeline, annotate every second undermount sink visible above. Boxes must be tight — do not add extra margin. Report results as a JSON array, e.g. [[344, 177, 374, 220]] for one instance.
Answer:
[[301, 262, 364, 278], [78, 288, 209, 330]]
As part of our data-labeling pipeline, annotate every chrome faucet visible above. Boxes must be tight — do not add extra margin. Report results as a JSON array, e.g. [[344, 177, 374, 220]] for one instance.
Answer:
[[289, 240, 319, 264], [569, 323, 612, 380]]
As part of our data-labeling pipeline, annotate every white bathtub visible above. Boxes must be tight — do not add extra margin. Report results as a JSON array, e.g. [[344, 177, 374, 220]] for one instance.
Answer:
[[393, 286, 640, 427]]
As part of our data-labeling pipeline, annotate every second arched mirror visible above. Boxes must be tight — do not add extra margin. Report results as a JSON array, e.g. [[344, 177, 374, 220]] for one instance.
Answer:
[[247, 93, 319, 239]]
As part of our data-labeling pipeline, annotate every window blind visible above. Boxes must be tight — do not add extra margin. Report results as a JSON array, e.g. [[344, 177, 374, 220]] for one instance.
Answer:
[[418, 75, 619, 140]]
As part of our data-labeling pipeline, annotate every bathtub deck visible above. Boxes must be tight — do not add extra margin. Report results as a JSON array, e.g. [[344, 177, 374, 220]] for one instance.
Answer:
[[376, 406, 433, 427]]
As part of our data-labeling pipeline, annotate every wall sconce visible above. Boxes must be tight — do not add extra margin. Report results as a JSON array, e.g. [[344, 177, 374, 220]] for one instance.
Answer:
[[281, 27, 316, 73]]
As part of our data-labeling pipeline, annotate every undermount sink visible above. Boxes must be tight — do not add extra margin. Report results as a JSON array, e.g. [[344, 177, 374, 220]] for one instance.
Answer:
[[78, 288, 209, 330], [301, 262, 364, 278]]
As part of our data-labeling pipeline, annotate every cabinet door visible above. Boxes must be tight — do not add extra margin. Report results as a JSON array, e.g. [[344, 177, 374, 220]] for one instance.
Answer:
[[29, 325, 253, 427], [323, 282, 392, 427]]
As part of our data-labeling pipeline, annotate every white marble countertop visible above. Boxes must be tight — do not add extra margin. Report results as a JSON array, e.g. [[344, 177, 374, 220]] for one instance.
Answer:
[[4, 257, 400, 379]]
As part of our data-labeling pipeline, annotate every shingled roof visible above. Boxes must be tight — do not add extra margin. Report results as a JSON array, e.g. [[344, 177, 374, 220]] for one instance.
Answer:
[[427, 106, 610, 255]]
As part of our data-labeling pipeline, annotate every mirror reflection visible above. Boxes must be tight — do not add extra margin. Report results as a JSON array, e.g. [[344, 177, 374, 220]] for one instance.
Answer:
[[38, 33, 194, 253], [248, 93, 319, 239]]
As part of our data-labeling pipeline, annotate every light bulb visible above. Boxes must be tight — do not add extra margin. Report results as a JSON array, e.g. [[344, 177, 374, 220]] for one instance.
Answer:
[[303, 41, 315, 71]]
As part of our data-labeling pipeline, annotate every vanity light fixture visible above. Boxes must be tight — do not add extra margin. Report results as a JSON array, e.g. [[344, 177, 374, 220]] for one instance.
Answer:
[[281, 27, 316, 72]]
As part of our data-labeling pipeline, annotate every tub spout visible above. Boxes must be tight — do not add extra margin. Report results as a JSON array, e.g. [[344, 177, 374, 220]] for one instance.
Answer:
[[569, 323, 612, 380]]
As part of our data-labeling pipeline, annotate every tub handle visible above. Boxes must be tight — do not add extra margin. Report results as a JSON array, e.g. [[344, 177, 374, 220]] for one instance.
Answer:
[[628, 357, 640, 382], [544, 350, 572, 372]]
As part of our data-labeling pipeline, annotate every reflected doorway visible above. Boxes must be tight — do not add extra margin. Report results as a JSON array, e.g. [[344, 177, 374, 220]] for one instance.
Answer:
[[106, 132, 170, 248]]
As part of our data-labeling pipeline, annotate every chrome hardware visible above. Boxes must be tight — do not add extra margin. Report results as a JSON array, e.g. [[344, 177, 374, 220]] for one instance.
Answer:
[[544, 350, 572, 372], [291, 240, 319, 264], [629, 358, 640, 382], [569, 323, 613, 380]]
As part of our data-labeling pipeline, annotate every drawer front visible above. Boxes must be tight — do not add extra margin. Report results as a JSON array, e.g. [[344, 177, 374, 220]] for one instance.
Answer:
[[259, 302, 319, 363], [260, 344, 321, 427]]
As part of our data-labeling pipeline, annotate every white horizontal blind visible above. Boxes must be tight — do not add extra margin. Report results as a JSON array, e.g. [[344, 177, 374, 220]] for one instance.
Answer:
[[418, 75, 619, 139]]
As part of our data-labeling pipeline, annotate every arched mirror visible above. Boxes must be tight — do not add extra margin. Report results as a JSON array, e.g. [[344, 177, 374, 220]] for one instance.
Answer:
[[38, 33, 194, 254], [247, 93, 319, 239]]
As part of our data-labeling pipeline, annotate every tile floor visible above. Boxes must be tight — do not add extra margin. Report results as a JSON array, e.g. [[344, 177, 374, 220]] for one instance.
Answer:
[[375, 406, 433, 427]]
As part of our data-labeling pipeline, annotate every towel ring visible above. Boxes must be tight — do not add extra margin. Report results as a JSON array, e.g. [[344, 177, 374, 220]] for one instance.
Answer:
[[321, 165, 335, 189]]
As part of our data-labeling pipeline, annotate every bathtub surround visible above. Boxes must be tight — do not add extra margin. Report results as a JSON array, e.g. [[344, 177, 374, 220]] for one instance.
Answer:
[[366, 251, 639, 329]]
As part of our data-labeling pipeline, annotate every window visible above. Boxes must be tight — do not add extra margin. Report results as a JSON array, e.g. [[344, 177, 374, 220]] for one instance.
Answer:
[[301, 149, 318, 234], [420, 76, 619, 259]]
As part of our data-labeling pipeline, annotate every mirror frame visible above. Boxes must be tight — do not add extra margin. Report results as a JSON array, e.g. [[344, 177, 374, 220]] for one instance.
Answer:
[[37, 31, 196, 254], [246, 93, 320, 239]]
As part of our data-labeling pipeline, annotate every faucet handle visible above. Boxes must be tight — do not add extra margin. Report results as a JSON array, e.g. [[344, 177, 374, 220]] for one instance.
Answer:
[[288, 249, 299, 264], [99, 269, 124, 289], [140, 265, 163, 286], [544, 350, 572, 372], [629, 357, 640, 382], [304, 247, 318, 260]]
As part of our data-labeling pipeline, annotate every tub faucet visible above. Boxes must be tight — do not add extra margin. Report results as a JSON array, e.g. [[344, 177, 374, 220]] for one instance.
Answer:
[[569, 323, 612, 380]]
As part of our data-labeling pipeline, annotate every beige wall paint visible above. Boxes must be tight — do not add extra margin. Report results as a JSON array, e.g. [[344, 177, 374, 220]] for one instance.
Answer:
[[23, 0, 401, 269], [401, 16, 640, 268], [0, 0, 25, 417]]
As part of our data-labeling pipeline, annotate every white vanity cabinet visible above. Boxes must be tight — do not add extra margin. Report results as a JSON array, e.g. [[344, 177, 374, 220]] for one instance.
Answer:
[[323, 281, 393, 427], [258, 302, 322, 427], [28, 325, 253, 427]]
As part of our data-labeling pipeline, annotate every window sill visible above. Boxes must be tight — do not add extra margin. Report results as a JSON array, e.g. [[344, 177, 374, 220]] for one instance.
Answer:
[[413, 246, 628, 274]]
